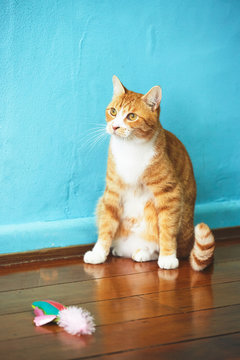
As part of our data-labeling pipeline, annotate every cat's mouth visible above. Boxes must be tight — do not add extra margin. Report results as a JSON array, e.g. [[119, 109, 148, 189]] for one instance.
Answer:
[[106, 124, 131, 138], [113, 128, 129, 138]]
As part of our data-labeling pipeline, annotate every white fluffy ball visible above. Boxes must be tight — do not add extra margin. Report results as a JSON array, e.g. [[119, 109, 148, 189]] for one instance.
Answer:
[[57, 306, 95, 336]]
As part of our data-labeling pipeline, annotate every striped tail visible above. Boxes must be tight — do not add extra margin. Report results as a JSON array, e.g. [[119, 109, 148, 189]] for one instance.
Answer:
[[190, 223, 215, 271]]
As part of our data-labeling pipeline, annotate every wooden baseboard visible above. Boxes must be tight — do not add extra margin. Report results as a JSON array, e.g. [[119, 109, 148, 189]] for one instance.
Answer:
[[0, 244, 93, 267], [0, 226, 239, 267], [212, 226, 240, 240]]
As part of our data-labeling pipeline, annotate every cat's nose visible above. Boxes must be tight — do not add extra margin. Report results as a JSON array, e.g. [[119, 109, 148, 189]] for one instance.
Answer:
[[112, 125, 120, 131]]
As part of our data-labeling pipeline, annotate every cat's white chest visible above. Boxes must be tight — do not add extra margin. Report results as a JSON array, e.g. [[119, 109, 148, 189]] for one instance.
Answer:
[[110, 136, 155, 184]]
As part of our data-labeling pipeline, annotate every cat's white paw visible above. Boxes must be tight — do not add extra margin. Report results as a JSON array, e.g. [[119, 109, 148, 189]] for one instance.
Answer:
[[112, 247, 122, 257], [83, 243, 107, 264], [132, 249, 158, 262], [158, 254, 179, 269]]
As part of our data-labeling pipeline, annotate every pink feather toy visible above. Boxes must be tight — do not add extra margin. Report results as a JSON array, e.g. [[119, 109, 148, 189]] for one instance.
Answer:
[[32, 300, 95, 336]]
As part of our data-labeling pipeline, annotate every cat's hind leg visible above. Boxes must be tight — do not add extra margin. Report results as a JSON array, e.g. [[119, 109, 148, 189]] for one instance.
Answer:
[[132, 200, 159, 262], [112, 244, 158, 262], [132, 248, 158, 262], [112, 246, 125, 257], [112, 235, 159, 261]]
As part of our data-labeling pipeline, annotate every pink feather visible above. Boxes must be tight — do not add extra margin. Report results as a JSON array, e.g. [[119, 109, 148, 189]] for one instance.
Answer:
[[57, 306, 95, 336]]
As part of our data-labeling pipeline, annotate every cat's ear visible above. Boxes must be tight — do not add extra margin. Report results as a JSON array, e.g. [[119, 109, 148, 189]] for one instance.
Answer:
[[112, 75, 126, 98], [142, 86, 162, 111]]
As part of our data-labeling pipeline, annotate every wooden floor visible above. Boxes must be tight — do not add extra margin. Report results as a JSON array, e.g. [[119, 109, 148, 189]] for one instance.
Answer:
[[0, 238, 240, 359]]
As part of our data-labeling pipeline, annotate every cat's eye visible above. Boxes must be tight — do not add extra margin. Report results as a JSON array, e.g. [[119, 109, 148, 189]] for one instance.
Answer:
[[110, 108, 117, 117], [127, 113, 138, 121]]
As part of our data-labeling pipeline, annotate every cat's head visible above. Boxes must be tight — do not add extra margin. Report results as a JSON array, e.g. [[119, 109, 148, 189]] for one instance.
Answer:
[[106, 76, 162, 141]]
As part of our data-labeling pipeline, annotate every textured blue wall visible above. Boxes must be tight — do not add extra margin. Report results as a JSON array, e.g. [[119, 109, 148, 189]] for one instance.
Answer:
[[1, 0, 240, 254]]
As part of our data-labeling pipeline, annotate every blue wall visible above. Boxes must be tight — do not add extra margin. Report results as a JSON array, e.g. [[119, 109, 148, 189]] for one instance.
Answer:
[[1, 0, 240, 254]]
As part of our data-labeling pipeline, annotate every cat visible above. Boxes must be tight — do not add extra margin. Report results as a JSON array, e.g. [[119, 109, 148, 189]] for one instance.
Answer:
[[84, 76, 215, 270]]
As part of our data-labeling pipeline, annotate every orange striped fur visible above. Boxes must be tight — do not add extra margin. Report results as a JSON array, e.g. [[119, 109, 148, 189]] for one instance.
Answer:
[[84, 76, 215, 270]]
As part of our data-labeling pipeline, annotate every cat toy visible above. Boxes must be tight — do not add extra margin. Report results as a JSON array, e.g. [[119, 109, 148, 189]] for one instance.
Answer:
[[32, 300, 95, 336]]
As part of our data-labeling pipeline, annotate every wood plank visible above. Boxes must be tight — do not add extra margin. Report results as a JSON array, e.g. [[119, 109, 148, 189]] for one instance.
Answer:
[[94, 333, 240, 360], [0, 297, 179, 342], [212, 226, 240, 240], [1, 281, 239, 342], [0, 305, 239, 360], [142, 281, 240, 312], [1, 237, 240, 293], [0, 260, 239, 316], [0, 257, 157, 292], [0, 238, 239, 359]]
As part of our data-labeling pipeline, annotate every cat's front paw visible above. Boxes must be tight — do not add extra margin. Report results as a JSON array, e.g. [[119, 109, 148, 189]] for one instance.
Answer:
[[83, 243, 108, 264], [158, 254, 179, 270]]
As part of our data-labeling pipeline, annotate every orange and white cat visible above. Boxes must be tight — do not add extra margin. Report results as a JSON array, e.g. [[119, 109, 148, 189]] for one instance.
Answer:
[[84, 76, 215, 270]]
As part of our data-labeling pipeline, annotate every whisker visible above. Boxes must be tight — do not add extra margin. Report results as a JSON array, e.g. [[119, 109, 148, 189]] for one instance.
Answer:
[[80, 127, 107, 148], [88, 122, 106, 127], [83, 129, 106, 138], [80, 127, 109, 154], [86, 132, 108, 155]]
